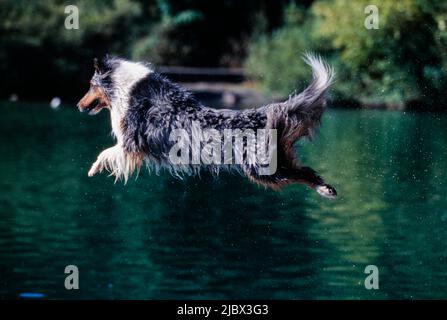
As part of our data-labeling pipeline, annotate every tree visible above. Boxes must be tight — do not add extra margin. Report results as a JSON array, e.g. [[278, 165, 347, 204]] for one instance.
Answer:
[[246, 0, 447, 108]]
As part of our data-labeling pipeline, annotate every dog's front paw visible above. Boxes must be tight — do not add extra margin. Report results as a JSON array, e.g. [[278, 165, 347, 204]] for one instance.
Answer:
[[88, 161, 101, 177]]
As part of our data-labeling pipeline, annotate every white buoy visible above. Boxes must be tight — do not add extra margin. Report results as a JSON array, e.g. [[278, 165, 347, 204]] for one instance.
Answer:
[[9, 93, 18, 102], [222, 91, 236, 106], [50, 97, 61, 109]]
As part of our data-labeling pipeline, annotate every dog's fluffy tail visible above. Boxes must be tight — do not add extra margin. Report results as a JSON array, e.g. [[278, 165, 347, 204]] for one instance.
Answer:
[[286, 53, 334, 124], [269, 53, 334, 142]]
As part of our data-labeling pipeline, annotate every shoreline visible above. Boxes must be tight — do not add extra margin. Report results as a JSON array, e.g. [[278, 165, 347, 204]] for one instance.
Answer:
[[1, 83, 441, 112], [181, 82, 440, 112]]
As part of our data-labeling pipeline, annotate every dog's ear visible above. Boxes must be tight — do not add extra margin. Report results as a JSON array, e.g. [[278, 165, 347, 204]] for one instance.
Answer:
[[93, 57, 108, 74], [93, 57, 103, 74]]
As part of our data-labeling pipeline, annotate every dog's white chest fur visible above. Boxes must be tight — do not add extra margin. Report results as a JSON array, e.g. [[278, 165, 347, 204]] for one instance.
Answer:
[[109, 60, 152, 143], [87, 59, 154, 183], [110, 109, 123, 143]]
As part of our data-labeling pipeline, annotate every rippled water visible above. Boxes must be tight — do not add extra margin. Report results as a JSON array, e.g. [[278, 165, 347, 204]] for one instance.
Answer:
[[0, 102, 446, 299]]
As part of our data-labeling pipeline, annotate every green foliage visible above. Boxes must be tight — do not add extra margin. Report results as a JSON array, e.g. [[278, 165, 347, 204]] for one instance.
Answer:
[[131, 2, 204, 65], [0, 0, 141, 48], [0, 0, 144, 99], [0, 0, 293, 99], [1, 0, 446, 107], [131, 0, 290, 67], [245, 5, 316, 96], [246, 0, 447, 107]]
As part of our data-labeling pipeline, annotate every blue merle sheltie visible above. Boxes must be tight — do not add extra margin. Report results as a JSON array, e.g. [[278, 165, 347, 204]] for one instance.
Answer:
[[77, 54, 337, 198]]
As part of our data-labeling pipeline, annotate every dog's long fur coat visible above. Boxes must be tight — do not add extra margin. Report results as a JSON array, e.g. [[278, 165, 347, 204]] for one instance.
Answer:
[[77, 54, 337, 198]]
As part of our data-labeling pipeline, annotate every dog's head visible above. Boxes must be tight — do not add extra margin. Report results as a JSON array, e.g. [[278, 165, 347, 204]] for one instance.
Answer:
[[77, 56, 152, 115], [77, 57, 114, 115]]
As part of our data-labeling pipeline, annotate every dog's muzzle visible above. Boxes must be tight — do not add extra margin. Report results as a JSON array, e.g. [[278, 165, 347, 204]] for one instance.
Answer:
[[77, 99, 102, 115]]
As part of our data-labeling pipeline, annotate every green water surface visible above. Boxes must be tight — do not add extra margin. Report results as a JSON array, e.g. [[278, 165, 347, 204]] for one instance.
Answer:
[[0, 102, 446, 299]]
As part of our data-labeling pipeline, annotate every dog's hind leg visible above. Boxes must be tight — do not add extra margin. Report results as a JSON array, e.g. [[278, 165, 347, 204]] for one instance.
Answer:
[[287, 166, 337, 198], [247, 166, 337, 198]]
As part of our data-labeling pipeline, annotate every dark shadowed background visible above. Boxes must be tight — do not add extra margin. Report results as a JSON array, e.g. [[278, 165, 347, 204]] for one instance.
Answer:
[[1, 0, 446, 108]]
